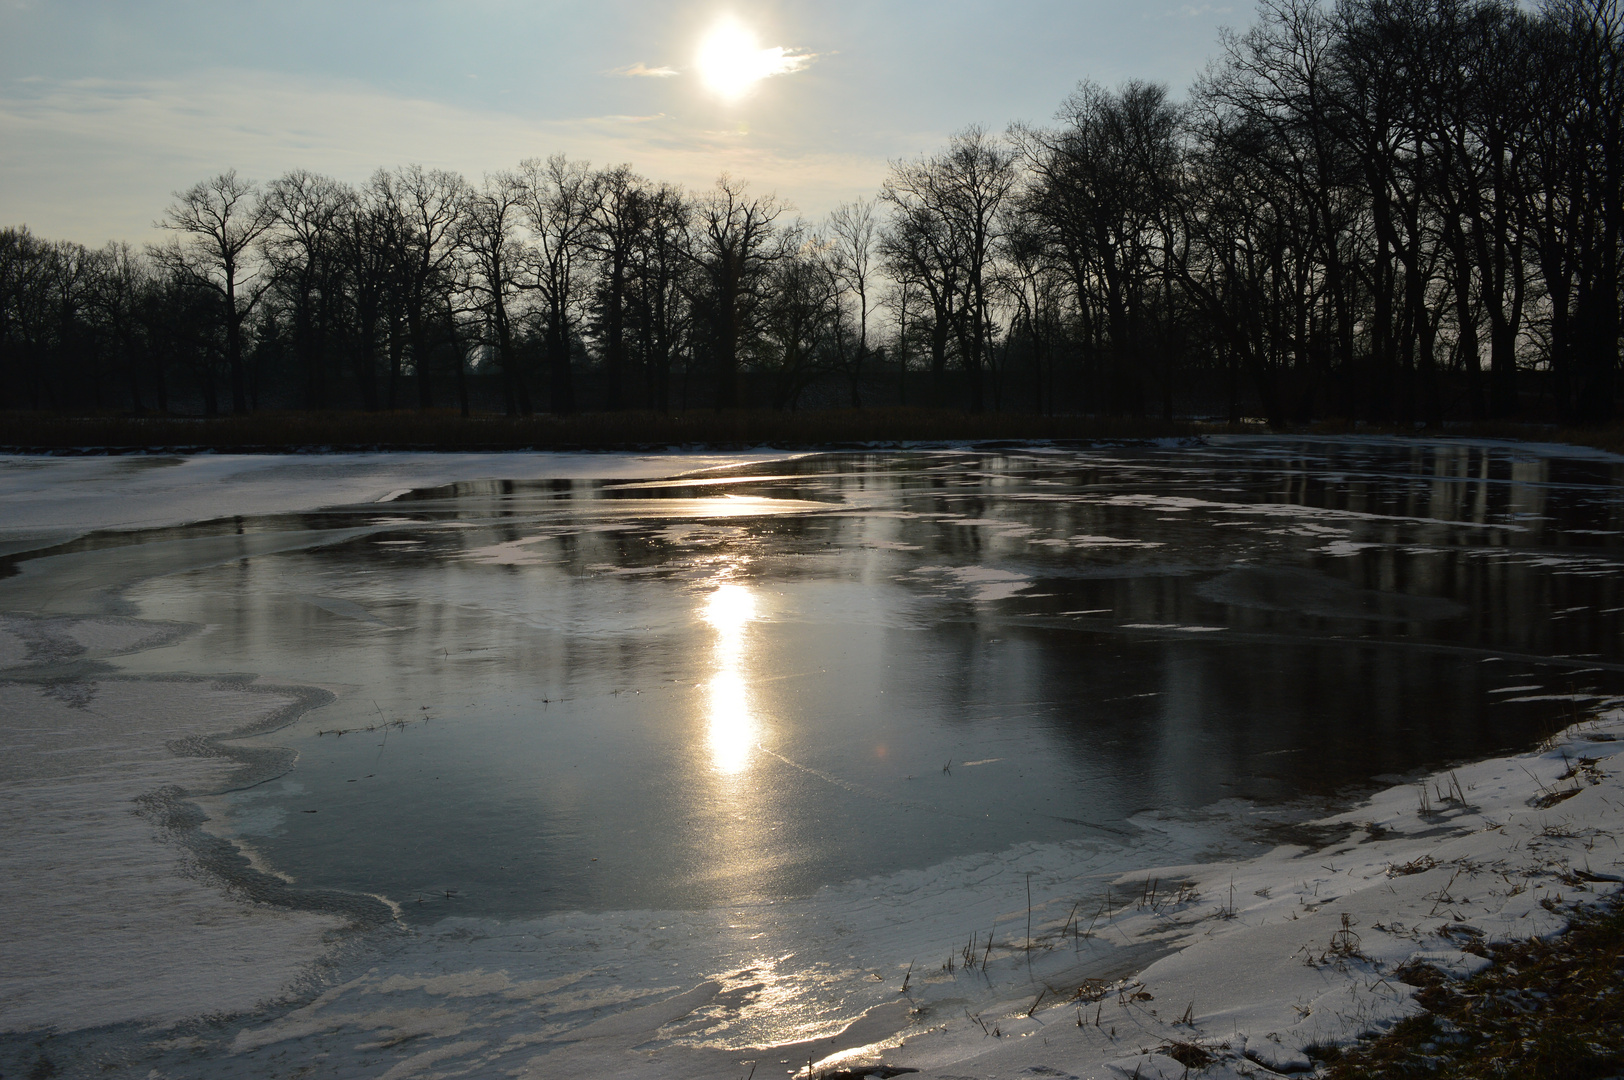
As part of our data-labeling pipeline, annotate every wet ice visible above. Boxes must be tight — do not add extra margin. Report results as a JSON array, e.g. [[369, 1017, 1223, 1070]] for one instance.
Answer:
[[4, 438, 1624, 1078]]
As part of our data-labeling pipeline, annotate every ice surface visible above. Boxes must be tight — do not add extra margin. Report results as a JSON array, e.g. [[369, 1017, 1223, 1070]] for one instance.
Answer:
[[0, 673, 345, 1032], [4, 439, 1624, 1079], [0, 450, 795, 1042], [9, 700, 1618, 1076], [0, 451, 802, 545]]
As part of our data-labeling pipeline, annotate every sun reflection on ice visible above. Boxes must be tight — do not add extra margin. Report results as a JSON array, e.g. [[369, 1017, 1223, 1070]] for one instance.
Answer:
[[702, 581, 759, 774]]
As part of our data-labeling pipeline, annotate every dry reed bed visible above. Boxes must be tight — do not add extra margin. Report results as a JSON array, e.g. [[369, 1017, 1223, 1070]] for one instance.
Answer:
[[6, 409, 1624, 456], [0, 409, 1207, 453]]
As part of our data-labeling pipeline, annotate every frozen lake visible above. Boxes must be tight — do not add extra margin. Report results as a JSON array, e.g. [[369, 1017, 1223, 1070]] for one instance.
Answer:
[[4, 437, 1623, 1077]]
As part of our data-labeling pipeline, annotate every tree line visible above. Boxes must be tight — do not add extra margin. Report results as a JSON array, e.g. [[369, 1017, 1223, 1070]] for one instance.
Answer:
[[2, 0, 1620, 425]]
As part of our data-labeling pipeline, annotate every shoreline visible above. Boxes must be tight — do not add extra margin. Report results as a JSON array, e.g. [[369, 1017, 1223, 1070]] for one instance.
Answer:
[[6, 409, 1624, 460], [784, 707, 1624, 1080]]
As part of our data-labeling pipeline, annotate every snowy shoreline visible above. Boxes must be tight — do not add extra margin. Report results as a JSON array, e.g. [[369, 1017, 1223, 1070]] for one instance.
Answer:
[[827, 708, 1624, 1080], [5, 676, 1618, 1077]]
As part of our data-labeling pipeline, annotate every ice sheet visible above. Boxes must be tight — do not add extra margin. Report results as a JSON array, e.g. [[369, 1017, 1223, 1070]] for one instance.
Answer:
[[14, 703, 1614, 1078], [0, 451, 802, 545], [5, 437, 1624, 1079], [0, 664, 346, 1032]]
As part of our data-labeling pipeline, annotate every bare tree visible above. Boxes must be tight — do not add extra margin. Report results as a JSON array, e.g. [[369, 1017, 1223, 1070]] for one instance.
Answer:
[[1017, 84, 1181, 415], [517, 154, 596, 414], [589, 165, 651, 409], [821, 199, 879, 405], [760, 228, 835, 409], [997, 201, 1068, 415], [634, 182, 692, 411], [689, 175, 790, 409], [7, 0, 1621, 424], [372, 165, 467, 411], [879, 192, 963, 406], [879, 277, 926, 405], [1190, 0, 1360, 420], [332, 183, 401, 411], [1524, 0, 1624, 422], [461, 171, 532, 416], [91, 241, 154, 414], [884, 127, 1017, 412], [264, 170, 351, 409], [154, 170, 275, 413]]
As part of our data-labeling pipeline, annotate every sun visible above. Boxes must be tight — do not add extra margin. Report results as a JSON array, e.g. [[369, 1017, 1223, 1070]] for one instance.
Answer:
[[697, 20, 766, 99], [696, 18, 807, 100]]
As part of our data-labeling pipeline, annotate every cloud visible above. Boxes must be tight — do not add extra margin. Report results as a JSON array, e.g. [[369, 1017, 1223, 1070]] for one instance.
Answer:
[[608, 63, 679, 78], [757, 48, 816, 78], [0, 71, 888, 245]]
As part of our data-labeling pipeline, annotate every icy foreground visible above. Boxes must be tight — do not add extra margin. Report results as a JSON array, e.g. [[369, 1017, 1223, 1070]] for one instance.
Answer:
[[0, 664, 348, 1032], [240, 713, 1618, 1080], [2, 444, 1623, 1079], [0, 451, 798, 1043], [9, 676, 1612, 1079]]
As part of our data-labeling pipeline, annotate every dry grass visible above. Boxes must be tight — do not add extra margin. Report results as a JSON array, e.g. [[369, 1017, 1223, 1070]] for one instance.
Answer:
[[1304, 417, 1624, 455], [1387, 854, 1441, 877], [1317, 894, 1624, 1080], [0, 408, 1211, 452], [8, 408, 1624, 455]]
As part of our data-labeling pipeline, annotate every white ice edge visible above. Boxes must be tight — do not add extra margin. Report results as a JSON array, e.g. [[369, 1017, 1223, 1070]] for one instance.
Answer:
[[27, 702, 1610, 1080], [3, 431, 1619, 544], [0, 450, 808, 543], [1203, 430, 1624, 465]]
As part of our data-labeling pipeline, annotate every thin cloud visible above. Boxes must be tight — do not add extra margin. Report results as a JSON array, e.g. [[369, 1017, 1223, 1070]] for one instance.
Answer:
[[758, 48, 816, 78], [0, 72, 887, 245], [608, 63, 680, 78]]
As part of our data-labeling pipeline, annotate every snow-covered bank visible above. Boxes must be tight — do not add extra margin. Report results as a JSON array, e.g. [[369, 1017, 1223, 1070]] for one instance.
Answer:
[[857, 709, 1624, 1080], [0, 451, 800, 546]]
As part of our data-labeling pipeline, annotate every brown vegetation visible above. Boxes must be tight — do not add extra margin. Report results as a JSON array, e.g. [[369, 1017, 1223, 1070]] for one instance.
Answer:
[[0, 408, 1209, 452], [1318, 895, 1624, 1080], [8, 408, 1624, 457]]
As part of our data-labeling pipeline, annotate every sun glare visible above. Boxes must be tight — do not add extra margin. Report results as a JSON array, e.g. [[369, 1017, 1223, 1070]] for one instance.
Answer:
[[696, 18, 804, 100], [702, 581, 759, 774]]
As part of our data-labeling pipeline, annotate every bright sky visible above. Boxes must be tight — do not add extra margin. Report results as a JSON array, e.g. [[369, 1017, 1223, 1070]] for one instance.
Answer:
[[0, 1, 1241, 246]]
